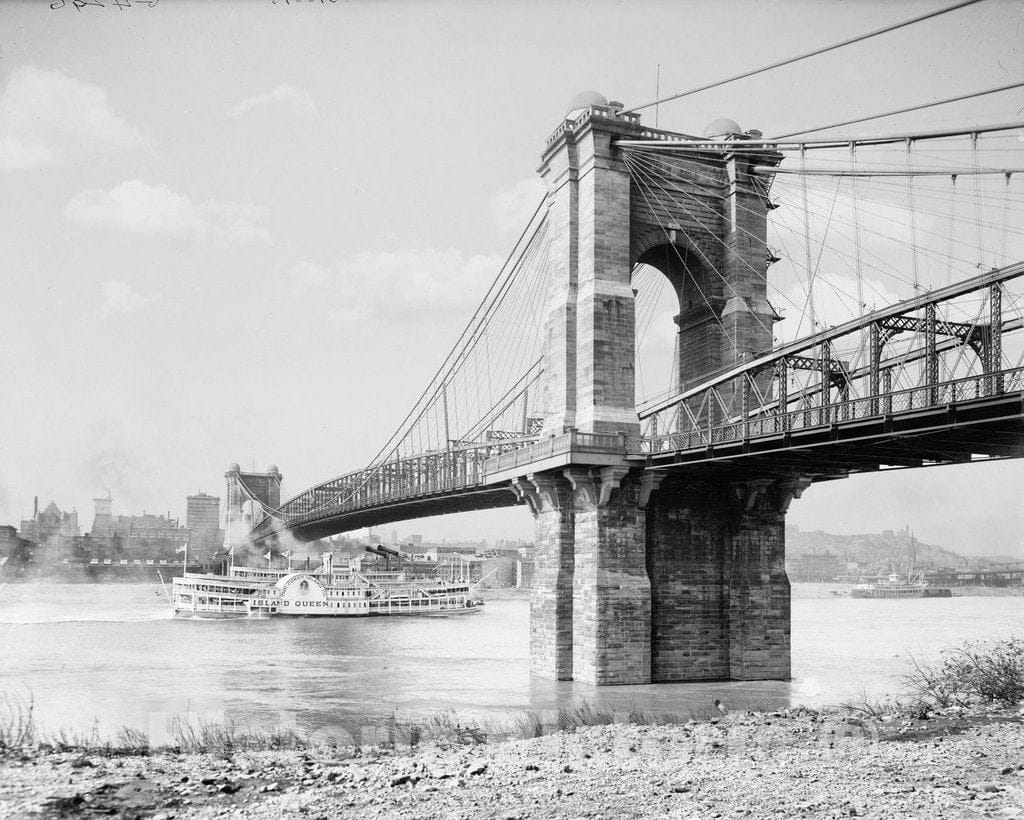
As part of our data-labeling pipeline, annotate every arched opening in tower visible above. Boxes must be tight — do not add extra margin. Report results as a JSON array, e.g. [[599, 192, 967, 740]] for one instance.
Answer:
[[633, 242, 725, 405]]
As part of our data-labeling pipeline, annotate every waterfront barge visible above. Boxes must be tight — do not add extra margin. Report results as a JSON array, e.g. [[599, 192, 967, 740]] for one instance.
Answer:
[[171, 553, 481, 618]]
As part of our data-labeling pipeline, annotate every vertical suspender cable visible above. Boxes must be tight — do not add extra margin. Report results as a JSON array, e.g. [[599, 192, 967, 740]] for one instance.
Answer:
[[849, 142, 865, 314], [971, 132, 984, 267], [1001, 172, 1012, 266], [800, 144, 817, 333], [485, 328, 494, 426], [946, 174, 958, 284], [655, 64, 661, 129], [905, 138, 921, 291]]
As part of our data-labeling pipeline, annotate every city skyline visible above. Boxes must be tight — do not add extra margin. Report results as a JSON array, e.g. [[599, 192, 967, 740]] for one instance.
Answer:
[[9, 476, 1017, 559]]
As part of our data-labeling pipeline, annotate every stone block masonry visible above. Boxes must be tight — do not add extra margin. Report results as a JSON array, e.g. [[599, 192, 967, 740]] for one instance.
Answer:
[[727, 480, 794, 680], [537, 108, 642, 437], [646, 475, 798, 682], [645, 482, 730, 681], [517, 474, 575, 681], [568, 467, 650, 686]]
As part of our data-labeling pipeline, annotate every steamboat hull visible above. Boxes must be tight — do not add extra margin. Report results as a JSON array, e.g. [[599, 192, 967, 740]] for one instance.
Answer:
[[850, 587, 926, 599]]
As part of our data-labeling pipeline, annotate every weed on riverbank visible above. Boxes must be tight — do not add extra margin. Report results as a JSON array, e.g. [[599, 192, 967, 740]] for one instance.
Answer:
[[0, 694, 708, 759], [837, 637, 1024, 721], [0, 693, 34, 750]]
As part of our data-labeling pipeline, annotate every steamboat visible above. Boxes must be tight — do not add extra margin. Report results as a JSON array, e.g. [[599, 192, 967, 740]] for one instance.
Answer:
[[171, 551, 482, 618], [850, 571, 928, 599]]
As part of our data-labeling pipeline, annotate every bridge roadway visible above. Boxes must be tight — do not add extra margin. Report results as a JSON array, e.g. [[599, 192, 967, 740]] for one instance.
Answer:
[[250, 367, 1024, 545], [249, 431, 631, 544]]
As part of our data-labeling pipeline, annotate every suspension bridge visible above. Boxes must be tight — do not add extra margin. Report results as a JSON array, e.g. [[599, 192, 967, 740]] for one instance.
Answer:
[[228, 52, 1023, 686]]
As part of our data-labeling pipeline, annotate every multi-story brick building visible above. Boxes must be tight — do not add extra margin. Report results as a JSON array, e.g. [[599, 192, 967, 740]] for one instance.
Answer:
[[186, 492, 222, 565]]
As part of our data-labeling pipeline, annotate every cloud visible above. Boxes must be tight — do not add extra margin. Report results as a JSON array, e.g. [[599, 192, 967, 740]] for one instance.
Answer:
[[489, 177, 546, 236], [64, 180, 270, 244], [0, 66, 143, 172], [99, 280, 156, 317], [283, 180, 548, 323], [332, 248, 499, 322], [286, 248, 499, 324], [229, 85, 318, 118]]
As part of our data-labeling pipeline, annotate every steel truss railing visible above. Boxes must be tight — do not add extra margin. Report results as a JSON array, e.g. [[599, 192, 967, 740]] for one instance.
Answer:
[[249, 438, 537, 540], [638, 261, 1024, 452], [639, 366, 1024, 454]]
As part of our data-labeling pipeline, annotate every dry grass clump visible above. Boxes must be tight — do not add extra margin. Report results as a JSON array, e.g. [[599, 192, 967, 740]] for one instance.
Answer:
[[837, 687, 904, 718], [372, 699, 689, 750], [167, 714, 307, 757], [0, 693, 35, 751]]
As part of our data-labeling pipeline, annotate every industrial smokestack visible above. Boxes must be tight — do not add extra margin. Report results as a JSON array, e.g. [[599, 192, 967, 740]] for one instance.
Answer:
[[364, 545, 391, 569], [33, 496, 38, 518], [377, 544, 402, 570]]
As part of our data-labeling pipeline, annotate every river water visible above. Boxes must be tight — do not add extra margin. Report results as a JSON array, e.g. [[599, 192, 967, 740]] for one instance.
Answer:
[[1, 583, 1021, 743]]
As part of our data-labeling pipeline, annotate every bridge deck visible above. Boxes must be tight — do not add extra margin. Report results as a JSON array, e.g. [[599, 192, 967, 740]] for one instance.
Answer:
[[640, 370, 1024, 480]]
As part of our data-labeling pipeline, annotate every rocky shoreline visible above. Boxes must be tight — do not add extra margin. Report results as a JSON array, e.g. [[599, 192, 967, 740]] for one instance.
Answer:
[[3, 707, 1024, 819]]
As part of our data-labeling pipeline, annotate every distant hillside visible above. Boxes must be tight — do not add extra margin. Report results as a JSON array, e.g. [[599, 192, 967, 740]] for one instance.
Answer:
[[786, 525, 968, 570]]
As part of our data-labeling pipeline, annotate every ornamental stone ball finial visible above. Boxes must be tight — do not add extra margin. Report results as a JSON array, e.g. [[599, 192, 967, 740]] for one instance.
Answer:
[[566, 90, 608, 115], [703, 117, 743, 138]]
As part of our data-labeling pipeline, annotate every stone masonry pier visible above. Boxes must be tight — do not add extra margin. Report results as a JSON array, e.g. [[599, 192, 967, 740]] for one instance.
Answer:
[[520, 466, 807, 685]]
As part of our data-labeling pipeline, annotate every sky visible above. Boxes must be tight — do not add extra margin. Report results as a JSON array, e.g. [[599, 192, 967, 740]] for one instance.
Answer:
[[1, 0, 1022, 554]]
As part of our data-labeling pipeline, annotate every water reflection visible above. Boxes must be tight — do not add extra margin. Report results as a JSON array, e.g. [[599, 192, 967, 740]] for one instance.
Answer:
[[1, 583, 1022, 737]]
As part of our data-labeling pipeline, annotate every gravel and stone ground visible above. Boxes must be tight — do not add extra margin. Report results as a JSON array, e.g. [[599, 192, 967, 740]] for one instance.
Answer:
[[3, 708, 1024, 819]]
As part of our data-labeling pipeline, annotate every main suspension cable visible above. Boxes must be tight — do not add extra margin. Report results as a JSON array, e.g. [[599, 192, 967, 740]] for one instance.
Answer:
[[621, 0, 986, 115], [774, 81, 1024, 140]]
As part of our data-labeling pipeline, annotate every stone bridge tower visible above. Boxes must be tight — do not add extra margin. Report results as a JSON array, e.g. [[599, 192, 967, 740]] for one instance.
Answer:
[[224, 463, 283, 548], [524, 92, 802, 686], [537, 92, 781, 437]]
